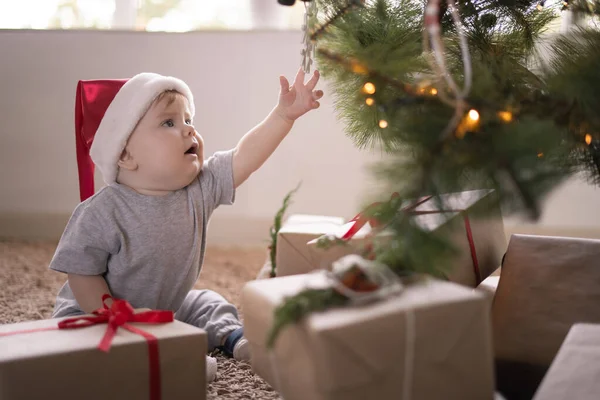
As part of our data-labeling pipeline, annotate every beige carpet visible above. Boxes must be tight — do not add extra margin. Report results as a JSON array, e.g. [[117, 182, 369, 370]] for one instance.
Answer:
[[0, 240, 280, 400]]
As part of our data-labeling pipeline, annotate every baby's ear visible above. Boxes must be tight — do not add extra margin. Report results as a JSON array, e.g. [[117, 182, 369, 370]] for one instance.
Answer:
[[117, 148, 138, 171]]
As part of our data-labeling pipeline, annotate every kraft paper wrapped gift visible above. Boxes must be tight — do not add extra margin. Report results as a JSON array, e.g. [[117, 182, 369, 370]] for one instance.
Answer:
[[492, 234, 600, 399], [307, 189, 507, 288], [276, 214, 346, 277], [0, 307, 207, 400], [532, 323, 600, 400], [475, 274, 501, 306], [242, 272, 495, 400]]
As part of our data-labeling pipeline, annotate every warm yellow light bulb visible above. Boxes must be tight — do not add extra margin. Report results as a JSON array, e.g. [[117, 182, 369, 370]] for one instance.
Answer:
[[537, 152, 544, 158], [456, 109, 481, 137], [379, 120, 388, 129], [585, 134, 592, 145], [497, 111, 513, 123], [363, 82, 376, 95], [468, 109, 480, 122], [430, 88, 438, 95], [365, 97, 375, 106], [351, 62, 368, 75]]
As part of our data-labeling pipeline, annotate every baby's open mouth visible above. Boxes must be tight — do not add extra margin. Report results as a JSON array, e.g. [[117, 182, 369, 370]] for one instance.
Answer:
[[185, 143, 198, 155]]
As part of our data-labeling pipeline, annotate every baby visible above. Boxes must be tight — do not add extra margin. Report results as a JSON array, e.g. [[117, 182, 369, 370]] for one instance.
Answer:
[[49, 70, 323, 381]]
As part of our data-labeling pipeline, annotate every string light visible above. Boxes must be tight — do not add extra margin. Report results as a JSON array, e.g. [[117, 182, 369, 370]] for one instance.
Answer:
[[538, 152, 544, 158], [351, 61, 368, 75], [363, 82, 376, 94], [468, 109, 480, 122], [585, 134, 592, 145], [365, 97, 375, 106], [430, 88, 438, 95], [456, 109, 481, 138], [497, 111, 513, 123], [379, 120, 388, 129]]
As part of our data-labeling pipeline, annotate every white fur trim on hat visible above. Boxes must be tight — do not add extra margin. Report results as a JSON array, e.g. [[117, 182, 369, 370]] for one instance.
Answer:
[[89, 72, 195, 185]]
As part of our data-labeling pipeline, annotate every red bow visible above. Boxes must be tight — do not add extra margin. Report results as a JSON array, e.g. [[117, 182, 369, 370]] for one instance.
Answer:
[[59, 294, 173, 352], [57, 295, 173, 400]]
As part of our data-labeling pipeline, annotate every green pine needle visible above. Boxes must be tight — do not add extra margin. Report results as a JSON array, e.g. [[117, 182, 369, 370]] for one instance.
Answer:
[[269, 182, 302, 277], [266, 288, 349, 348]]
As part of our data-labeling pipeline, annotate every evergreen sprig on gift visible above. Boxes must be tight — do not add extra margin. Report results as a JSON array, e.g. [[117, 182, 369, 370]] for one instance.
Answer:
[[315, 234, 349, 250], [266, 287, 349, 348], [268, 183, 301, 277]]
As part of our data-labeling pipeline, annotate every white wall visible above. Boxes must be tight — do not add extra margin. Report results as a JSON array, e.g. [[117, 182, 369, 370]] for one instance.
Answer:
[[1, 29, 599, 245]]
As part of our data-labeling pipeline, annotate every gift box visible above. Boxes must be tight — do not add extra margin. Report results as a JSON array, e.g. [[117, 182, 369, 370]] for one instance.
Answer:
[[0, 299, 207, 400], [476, 273, 500, 306], [307, 189, 507, 288], [532, 323, 600, 400], [306, 220, 389, 272], [276, 214, 346, 277], [242, 272, 495, 400], [492, 234, 600, 400]]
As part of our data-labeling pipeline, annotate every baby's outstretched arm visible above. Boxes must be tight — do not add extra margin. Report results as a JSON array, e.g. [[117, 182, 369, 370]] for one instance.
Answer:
[[232, 68, 323, 188]]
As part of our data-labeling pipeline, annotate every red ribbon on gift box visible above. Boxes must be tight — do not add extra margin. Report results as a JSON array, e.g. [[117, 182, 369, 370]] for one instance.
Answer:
[[0, 295, 174, 400], [341, 194, 482, 285], [341, 192, 402, 240]]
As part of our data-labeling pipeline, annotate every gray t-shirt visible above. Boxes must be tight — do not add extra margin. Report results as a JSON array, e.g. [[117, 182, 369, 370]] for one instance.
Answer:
[[50, 149, 236, 318]]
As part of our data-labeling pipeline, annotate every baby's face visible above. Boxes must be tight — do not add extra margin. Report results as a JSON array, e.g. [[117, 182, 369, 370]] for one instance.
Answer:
[[124, 92, 204, 190]]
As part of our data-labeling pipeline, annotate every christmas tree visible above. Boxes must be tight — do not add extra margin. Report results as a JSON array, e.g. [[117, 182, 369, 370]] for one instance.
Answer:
[[268, 0, 600, 346]]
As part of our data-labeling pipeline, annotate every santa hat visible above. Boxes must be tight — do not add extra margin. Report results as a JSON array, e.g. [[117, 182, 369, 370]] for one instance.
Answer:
[[75, 72, 195, 202]]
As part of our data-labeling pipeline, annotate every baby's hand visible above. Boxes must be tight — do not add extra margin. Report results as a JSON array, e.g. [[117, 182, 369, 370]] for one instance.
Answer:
[[276, 68, 324, 122]]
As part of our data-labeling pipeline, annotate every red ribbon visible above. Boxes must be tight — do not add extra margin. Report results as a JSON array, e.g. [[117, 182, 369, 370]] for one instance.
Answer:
[[0, 295, 174, 400], [341, 193, 430, 241], [341, 193, 401, 240], [405, 208, 482, 285], [341, 194, 482, 285]]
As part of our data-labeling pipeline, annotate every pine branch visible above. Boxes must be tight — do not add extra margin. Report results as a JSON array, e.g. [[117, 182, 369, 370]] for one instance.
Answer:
[[269, 183, 302, 277], [310, 0, 366, 42], [317, 48, 418, 95], [266, 288, 349, 348]]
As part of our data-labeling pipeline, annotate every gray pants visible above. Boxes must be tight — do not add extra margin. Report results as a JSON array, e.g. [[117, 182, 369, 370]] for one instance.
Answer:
[[175, 289, 242, 351]]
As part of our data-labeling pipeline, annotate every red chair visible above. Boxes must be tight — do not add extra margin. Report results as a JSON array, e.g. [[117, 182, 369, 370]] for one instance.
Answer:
[[74, 79, 127, 202]]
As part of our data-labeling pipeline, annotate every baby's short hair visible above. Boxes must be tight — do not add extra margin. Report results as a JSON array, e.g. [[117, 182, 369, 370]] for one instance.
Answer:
[[154, 89, 188, 108]]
